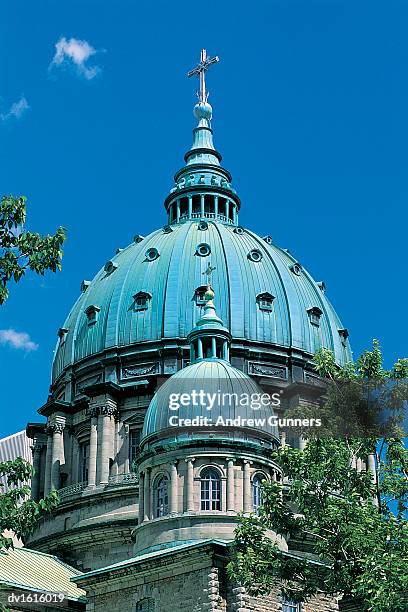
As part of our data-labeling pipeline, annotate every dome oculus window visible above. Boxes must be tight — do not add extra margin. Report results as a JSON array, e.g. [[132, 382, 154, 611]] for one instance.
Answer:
[[104, 260, 118, 274], [263, 235, 272, 244], [200, 467, 221, 510], [145, 247, 160, 261], [85, 305, 100, 326], [307, 306, 323, 327], [196, 243, 211, 257], [134, 234, 145, 243], [248, 249, 263, 262], [155, 475, 169, 518], [256, 292, 275, 312], [289, 263, 302, 276], [234, 226, 244, 235], [198, 220, 208, 231], [133, 291, 152, 311]]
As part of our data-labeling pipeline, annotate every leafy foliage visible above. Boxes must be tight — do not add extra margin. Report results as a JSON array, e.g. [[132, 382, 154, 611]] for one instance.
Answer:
[[0, 457, 59, 550], [229, 342, 408, 611], [0, 195, 66, 304]]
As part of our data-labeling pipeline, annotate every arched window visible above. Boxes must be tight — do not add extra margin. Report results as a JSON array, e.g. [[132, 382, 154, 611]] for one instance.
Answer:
[[155, 475, 169, 518], [252, 474, 264, 512], [136, 598, 155, 612], [200, 468, 221, 511], [282, 599, 301, 612]]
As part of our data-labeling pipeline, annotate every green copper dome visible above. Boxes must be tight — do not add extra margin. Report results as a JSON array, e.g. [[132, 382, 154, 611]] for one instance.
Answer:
[[52, 220, 351, 381], [141, 358, 280, 446], [51, 61, 351, 384]]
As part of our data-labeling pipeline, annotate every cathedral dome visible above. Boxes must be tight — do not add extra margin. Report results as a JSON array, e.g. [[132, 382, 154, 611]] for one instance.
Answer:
[[52, 220, 351, 382], [140, 358, 279, 447], [51, 61, 351, 385]]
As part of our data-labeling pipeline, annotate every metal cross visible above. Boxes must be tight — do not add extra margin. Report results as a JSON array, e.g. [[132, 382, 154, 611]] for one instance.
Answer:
[[187, 49, 219, 103], [202, 262, 216, 286]]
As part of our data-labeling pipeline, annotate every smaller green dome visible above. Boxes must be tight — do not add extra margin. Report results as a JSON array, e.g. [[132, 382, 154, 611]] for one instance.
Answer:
[[141, 359, 279, 447]]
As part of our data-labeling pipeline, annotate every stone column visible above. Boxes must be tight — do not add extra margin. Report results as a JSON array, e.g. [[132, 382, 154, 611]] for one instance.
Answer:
[[170, 462, 178, 514], [143, 468, 150, 522], [280, 430, 287, 447], [110, 419, 119, 477], [214, 196, 219, 217], [367, 453, 377, 483], [211, 337, 217, 358], [197, 338, 203, 359], [44, 430, 53, 495], [222, 341, 228, 361], [232, 204, 237, 225], [225, 199, 230, 221], [200, 194, 205, 217], [31, 443, 43, 501], [51, 421, 65, 491], [72, 435, 80, 483], [87, 413, 98, 487], [176, 199, 180, 222], [243, 460, 252, 513], [186, 458, 195, 512], [226, 458, 235, 512], [138, 471, 145, 523], [98, 406, 116, 485], [188, 195, 192, 219], [299, 436, 307, 451]]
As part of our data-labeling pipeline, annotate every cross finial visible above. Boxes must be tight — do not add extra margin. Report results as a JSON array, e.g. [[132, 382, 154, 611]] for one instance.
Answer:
[[202, 262, 216, 287], [187, 49, 219, 103]]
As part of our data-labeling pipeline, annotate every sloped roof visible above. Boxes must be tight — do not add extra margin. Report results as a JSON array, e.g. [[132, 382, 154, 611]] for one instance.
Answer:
[[0, 547, 86, 602]]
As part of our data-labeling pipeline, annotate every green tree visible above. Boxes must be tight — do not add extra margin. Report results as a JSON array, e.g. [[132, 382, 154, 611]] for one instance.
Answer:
[[0, 195, 66, 304], [228, 342, 408, 611], [0, 457, 59, 550]]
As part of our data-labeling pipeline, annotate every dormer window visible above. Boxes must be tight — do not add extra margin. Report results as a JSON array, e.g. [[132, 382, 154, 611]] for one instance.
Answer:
[[194, 286, 208, 306], [234, 226, 244, 235], [85, 305, 100, 325], [80, 280, 91, 293], [104, 260, 118, 274], [256, 292, 275, 312], [338, 328, 349, 346], [307, 306, 323, 327], [134, 235, 145, 243], [263, 235, 272, 244], [58, 328, 69, 344], [133, 291, 152, 311], [317, 281, 326, 293]]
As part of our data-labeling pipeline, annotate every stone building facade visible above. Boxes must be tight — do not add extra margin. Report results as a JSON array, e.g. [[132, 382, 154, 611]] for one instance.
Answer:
[[25, 51, 359, 610]]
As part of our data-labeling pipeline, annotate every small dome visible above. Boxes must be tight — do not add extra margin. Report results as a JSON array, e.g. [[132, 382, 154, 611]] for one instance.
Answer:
[[194, 101, 212, 121], [141, 359, 279, 446]]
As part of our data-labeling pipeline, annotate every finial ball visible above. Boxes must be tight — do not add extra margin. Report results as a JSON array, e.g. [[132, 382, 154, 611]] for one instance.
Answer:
[[194, 101, 212, 121], [204, 286, 215, 301]]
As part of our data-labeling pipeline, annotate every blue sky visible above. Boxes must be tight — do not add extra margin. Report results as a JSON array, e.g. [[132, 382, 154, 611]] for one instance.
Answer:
[[1, 0, 407, 438]]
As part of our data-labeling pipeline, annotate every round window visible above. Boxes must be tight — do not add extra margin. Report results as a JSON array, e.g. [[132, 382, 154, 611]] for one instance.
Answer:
[[290, 263, 302, 276], [248, 249, 263, 262], [234, 226, 244, 235], [145, 247, 160, 261], [198, 221, 208, 231], [196, 243, 211, 257]]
